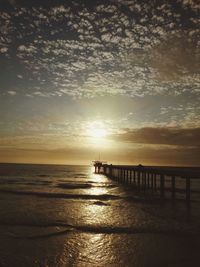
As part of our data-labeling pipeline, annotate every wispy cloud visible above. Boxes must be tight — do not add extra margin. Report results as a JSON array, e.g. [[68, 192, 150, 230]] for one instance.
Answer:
[[7, 90, 16, 96]]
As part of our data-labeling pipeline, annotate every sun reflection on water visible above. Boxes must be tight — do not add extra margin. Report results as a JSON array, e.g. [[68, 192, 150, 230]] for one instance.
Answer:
[[92, 173, 109, 183], [61, 168, 120, 266]]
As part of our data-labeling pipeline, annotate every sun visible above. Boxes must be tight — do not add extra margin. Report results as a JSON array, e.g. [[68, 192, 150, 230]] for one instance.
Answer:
[[86, 121, 108, 139], [89, 127, 107, 138]]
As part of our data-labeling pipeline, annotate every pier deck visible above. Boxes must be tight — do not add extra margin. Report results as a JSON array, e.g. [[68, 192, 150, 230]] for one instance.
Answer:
[[93, 162, 200, 204]]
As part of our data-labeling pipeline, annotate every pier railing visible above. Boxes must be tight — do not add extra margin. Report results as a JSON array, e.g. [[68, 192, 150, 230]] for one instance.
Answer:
[[94, 163, 200, 205]]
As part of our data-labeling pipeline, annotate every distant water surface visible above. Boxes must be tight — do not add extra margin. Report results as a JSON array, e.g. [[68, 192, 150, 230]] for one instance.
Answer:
[[0, 163, 200, 267]]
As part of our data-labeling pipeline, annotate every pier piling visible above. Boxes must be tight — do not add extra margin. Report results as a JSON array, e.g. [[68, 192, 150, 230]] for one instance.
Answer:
[[93, 161, 199, 204]]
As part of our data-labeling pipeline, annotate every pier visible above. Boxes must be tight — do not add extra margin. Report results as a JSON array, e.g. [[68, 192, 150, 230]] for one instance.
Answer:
[[93, 161, 200, 205]]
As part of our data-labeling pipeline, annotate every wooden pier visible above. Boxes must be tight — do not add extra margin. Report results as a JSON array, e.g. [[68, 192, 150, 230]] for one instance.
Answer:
[[93, 161, 200, 205]]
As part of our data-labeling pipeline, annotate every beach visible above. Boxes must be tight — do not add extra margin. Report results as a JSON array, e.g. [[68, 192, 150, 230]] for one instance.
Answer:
[[0, 163, 200, 267]]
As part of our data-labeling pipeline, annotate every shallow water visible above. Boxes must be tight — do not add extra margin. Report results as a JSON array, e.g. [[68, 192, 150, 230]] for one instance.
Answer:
[[0, 163, 200, 267]]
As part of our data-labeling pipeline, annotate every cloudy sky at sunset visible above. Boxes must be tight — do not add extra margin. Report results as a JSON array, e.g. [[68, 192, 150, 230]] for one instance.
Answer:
[[0, 0, 199, 165]]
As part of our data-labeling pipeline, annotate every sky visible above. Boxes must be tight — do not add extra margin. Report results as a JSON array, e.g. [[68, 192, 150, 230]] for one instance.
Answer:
[[0, 0, 200, 165]]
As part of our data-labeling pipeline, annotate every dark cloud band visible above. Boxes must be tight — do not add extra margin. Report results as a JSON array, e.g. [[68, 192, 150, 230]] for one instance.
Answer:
[[112, 127, 200, 147]]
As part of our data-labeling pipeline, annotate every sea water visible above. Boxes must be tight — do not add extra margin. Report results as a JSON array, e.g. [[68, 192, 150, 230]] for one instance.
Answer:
[[0, 163, 200, 267]]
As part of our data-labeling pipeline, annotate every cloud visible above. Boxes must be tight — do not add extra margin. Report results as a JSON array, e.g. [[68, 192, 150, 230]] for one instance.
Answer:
[[121, 145, 200, 166], [0, 47, 8, 53], [1, 135, 199, 165], [181, 0, 200, 10], [7, 90, 16, 96], [150, 33, 200, 81], [6, 0, 16, 6], [0, 0, 199, 101], [112, 127, 200, 147]]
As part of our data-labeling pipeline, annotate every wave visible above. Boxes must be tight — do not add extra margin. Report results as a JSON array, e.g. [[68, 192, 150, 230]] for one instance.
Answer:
[[0, 178, 23, 184], [56, 182, 117, 190], [57, 183, 93, 189], [0, 179, 52, 186], [92, 201, 110, 206], [73, 173, 87, 177], [0, 189, 120, 201], [1, 189, 199, 204], [1, 221, 199, 239]]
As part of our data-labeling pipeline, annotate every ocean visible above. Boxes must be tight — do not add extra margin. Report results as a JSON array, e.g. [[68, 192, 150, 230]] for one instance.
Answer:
[[0, 163, 200, 267]]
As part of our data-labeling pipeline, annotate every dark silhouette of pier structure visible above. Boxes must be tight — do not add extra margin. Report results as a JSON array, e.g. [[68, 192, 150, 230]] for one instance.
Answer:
[[93, 162, 200, 205]]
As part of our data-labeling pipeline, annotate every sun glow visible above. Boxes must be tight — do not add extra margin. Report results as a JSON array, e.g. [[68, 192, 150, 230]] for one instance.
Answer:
[[86, 121, 108, 139], [89, 127, 107, 138]]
